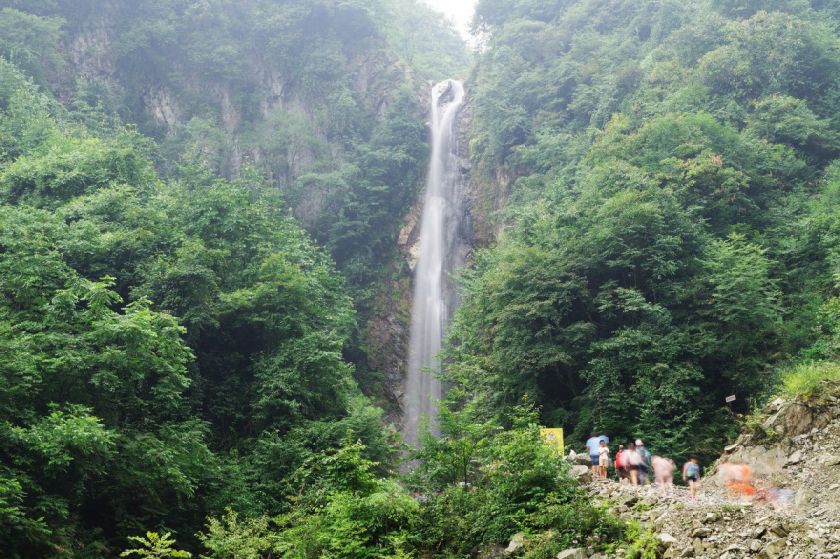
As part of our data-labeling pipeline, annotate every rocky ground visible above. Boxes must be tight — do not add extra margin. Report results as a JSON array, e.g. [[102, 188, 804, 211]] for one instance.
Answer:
[[589, 387, 840, 559], [559, 381, 840, 559]]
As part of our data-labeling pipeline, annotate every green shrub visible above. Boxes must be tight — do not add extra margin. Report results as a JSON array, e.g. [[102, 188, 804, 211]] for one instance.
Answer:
[[781, 362, 840, 399]]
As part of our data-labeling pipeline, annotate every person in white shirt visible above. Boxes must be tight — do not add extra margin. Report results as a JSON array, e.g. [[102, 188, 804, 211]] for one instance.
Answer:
[[598, 440, 611, 479]]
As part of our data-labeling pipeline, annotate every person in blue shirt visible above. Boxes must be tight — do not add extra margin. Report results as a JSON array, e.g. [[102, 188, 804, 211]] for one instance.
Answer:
[[585, 433, 602, 473], [683, 455, 702, 499]]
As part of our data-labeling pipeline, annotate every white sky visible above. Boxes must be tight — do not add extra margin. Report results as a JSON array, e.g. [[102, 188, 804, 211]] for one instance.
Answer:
[[422, 0, 477, 39]]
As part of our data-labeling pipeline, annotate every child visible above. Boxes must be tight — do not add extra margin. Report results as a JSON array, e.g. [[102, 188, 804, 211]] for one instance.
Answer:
[[598, 440, 610, 479], [682, 455, 701, 499], [615, 444, 626, 483]]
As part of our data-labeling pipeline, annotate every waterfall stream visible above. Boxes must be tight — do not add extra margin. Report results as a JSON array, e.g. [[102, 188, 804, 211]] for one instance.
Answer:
[[402, 79, 466, 447]]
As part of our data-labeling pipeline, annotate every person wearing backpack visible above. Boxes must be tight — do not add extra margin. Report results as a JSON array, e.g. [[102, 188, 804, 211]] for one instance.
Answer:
[[635, 439, 651, 485], [683, 455, 702, 499]]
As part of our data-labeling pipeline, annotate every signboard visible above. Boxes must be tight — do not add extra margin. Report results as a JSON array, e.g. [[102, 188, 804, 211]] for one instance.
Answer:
[[540, 427, 564, 454], [725, 395, 737, 403]]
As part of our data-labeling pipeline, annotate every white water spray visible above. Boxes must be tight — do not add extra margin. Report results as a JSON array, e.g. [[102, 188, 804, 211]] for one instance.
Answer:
[[402, 79, 466, 447]]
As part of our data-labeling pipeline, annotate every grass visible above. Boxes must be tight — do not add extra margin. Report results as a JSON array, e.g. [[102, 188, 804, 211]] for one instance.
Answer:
[[780, 361, 840, 400]]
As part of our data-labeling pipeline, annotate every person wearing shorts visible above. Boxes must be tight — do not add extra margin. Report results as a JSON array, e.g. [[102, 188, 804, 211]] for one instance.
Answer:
[[625, 441, 643, 485], [598, 440, 610, 479], [586, 433, 602, 473], [683, 455, 701, 499]]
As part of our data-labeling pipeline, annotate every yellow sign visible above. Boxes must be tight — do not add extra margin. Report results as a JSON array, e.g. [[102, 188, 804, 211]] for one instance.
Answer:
[[540, 427, 564, 454]]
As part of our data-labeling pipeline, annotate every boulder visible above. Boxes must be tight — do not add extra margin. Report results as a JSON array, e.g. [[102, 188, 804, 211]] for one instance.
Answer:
[[757, 538, 786, 559], [658, 533, 678, 549], [505, 532, 525, 555], [556, 549, 586, 559], [785, 450, 803, 466], [571, 465, 593, 484], [769, 521, 789, 538], [691, 527, 712, 539]]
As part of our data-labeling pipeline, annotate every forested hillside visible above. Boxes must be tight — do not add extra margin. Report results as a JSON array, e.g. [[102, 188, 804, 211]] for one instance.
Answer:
[[451, 0, 840, 459], [0, 1, 473, 556], [4, 0, 840, 558], [0, 0, 470, 388]]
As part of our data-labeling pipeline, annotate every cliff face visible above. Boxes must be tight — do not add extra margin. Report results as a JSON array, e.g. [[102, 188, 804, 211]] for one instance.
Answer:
[[57, 15, 407, 205]]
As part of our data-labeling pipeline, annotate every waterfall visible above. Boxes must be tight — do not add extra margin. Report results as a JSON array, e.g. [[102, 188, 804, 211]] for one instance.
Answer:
[[402, 79, 466, 447]]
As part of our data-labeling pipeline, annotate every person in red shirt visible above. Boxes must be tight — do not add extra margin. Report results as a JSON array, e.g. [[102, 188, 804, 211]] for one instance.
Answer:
[[614, 444, 628, 483]]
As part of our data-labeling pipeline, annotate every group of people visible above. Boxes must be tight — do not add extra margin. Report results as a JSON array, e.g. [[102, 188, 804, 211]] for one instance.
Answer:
[[575, 433, 702, 499]]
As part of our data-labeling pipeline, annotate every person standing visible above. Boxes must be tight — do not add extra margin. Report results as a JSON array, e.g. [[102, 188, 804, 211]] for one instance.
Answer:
[[625, 442, 643, 486], [651, 455, 675, 493], [683, 455, 701, 500], [586, 433, 602, 474], [636, 439, 651, 485], [615, 444, 627, 483], [598, 440, 610, 479]]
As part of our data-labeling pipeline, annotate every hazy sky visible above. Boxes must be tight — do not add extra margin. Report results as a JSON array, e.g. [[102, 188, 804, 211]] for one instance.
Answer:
[[422, 0, 477, 38]]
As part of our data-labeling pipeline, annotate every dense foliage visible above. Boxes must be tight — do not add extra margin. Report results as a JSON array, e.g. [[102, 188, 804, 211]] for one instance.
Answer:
[[0, 0, 471, 391], [451, 0, 840, 461], [5, 0, 840, 557], [0, 49, 403, 557]]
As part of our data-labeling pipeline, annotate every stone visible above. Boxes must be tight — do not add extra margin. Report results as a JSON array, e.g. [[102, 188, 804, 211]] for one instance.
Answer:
[[505, 532, 525, 555], [571, 465, 593, 484], [754, 526, 767, 539], [619, 494, 640, 507], [758, 538, 787, 559], [692, 527, 712, 539], [659, 533, 678, 549], [786, 450, 803, 466], [769, 522, 790, 538], [795, 488, 815, 508], [750, 539, 763, 552], [555, 549, 586, 559], [703, 512, 721, 523], [824, 455, 840, 466]]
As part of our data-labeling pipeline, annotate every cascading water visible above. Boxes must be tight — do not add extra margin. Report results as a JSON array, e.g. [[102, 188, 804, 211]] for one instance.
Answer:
[[402, 79, 466, 447]]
